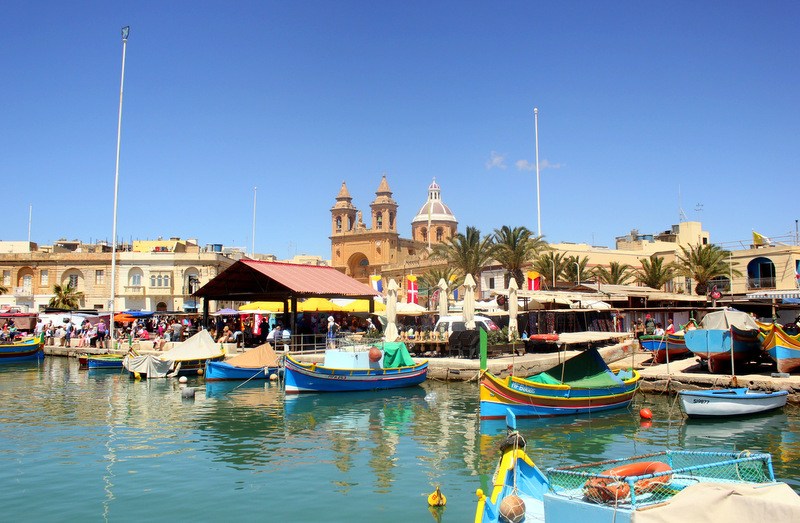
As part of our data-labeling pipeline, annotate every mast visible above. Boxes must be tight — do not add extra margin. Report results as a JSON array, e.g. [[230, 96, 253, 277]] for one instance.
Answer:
[[110, 26, 129, 347]]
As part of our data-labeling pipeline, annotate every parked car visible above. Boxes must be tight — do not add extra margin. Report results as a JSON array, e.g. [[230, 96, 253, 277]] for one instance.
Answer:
[[434, 315, 499, 336]]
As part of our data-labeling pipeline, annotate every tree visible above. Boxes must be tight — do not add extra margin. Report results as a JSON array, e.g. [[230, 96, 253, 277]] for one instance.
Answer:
[[430, 226, 494, 292], [531, 251, 568, 289], [563, 255, 591, 286], [674, 244, 740, 296], [48, 282, 84, 310], [419, 266, 463, 304], [0, 284, 7, 295], [491, 225, 548, 288], [635, 254, 676, 290], [593, 261, 634, 285]]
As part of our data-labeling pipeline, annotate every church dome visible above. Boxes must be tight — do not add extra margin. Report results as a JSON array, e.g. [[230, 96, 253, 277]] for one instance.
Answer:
[[411, 178, 457, 224]]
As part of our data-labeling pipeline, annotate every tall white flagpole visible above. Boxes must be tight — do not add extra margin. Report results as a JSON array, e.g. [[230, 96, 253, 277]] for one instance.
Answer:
[[110, 26, 129, 348], [534, 107, 541, 237], [27, 204, 32, 243]]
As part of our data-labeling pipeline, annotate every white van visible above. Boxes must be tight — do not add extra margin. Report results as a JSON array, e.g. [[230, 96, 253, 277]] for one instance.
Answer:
[[434, 315, 499, 336]]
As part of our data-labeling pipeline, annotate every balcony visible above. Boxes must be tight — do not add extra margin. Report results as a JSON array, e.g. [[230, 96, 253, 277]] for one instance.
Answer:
[[747, 277, 776, 290], [122, 285, 145, 296], [13, 286, 33, 297]]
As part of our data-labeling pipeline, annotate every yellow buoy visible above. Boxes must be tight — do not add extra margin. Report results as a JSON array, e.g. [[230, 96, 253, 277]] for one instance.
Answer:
[[134, 372, 141, 381], [427, 486, 446, 507]]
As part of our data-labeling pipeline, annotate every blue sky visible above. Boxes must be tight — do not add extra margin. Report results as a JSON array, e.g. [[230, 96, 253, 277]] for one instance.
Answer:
[[3, 2, 799, 257]]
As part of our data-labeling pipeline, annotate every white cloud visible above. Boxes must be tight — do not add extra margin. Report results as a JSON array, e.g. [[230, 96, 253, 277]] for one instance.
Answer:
[[515, 159, 563, 171], [486, 151, 507, 170]]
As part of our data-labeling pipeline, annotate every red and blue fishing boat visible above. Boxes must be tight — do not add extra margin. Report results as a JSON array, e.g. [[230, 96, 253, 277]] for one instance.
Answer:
[[479, 348, 640, 419], [283, 341, 428, 393], [760, 323, 800, 374], [0, 334, 45, 363], [684, 309, 761, 373]]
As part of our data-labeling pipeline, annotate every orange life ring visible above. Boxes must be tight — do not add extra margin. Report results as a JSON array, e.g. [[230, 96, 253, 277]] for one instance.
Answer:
[[583, 461, 672, 503]]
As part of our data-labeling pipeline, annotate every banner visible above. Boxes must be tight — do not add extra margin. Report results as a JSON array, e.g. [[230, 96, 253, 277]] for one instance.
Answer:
[[406, 275, 419, 304], [369, 275, 383, 293], [527, 271, 541, 291]]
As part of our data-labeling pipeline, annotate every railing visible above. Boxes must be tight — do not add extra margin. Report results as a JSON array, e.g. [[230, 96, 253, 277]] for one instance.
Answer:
[[13, 286, 32, 297], [746, 277, 776, 290], [122, 285, 145, 296]]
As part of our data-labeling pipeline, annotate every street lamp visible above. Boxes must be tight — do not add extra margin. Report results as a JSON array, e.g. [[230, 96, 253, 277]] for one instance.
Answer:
[[534, 107, 541, 237]]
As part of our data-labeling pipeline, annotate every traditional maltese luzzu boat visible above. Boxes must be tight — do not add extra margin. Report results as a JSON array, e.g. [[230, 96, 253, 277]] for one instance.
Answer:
[[283, 341, 427, 393]]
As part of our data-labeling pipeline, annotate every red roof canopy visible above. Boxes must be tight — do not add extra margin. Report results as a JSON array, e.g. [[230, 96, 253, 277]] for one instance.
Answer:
[[194, 260, 379, 302]]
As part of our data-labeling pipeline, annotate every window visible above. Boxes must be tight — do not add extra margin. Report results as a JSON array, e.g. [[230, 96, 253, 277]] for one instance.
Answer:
[[95, 270, 104, 285], [23, 275, 32, 292], [436, 228, 443, 242], [376, 213, 383, 229], [68, 274, 79, 288], [2, 270, 9, 286], [150, 275, 156, 287], [389, 212, 395, 229], [336, 216, 342, 232], [131, 273, 142, 286], [164, 275, 170, 288], [40, 270, 49, 286], [488, 277, 495, 290]]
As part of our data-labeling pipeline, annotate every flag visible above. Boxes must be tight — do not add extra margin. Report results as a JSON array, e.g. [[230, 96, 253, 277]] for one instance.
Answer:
[[752, 231, 771, 246], [796, 261, 800, 288], [527, 271, 541, 291], [406, 275, 419, 304], [370, 275, 383, 293]]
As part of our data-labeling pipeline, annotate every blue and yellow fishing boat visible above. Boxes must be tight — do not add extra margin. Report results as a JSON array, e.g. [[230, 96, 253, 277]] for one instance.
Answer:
[[760, 323, 800, 374], [479, 348, 640, 419], [283, 341, 427, 393], [0, 333, 45, 363]]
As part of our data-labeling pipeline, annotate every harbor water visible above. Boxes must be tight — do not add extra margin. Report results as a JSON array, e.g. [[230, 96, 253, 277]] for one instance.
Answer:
[[1, 358, 798, 521]]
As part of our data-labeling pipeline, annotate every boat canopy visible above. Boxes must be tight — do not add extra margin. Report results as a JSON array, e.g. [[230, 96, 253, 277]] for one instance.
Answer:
[[160, 330, 223, 362], [377, 342, 415, 368], [224, 342, 280, 368], [528, 348, 624, 388], [700, 309, 759, 331]]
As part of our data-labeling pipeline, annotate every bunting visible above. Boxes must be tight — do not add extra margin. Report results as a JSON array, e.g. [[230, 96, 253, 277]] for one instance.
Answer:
[[369, 275, 383, 293], [527, 270, 541, 291], [407, 275, 419, 304]]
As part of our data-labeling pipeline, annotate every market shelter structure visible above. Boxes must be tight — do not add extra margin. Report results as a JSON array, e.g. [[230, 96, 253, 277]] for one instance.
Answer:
[[193, 260, 380, 332]]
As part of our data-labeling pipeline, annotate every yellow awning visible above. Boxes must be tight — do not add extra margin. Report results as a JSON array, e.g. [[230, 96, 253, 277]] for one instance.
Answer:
[[238, 298, 384, 314]]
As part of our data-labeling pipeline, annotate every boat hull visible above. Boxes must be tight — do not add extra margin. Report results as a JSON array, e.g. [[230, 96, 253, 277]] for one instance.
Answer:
[[204, 360, 279, 381], [86, 355, 123, 369], [761, 324, 800, 374], [640, 334, 691, 364], [679, 388, 788, 418], [0, 335, 45, 363], [283, 355, 428, 393], [684, 327, 761, 372], [479, 370, 640, 420]]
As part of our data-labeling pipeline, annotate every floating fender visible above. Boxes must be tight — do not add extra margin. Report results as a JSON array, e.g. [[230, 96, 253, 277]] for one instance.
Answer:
[[181, 387, 196, 399]]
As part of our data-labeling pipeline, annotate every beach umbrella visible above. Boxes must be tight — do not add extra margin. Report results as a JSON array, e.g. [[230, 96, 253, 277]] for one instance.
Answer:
[[384, 279, 399, 342], [437, 278, 448, 319], [508, 278, 519, 341], [463, 274, 476, 330]]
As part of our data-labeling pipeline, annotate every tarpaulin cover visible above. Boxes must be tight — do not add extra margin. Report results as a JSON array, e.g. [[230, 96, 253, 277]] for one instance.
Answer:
[[122, 354, 171, 378], [225, 343, 280, 368], [160, 330, 224, 361], [700, 309, 759, 331], [377, 342, 415, 368]]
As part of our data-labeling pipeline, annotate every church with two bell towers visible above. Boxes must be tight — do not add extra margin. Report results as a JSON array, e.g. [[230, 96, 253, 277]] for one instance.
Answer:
[[330, 175, 458, 285]]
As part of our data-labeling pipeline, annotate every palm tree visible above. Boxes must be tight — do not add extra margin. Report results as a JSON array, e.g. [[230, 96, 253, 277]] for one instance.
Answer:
[[430, 226, 494, 292], [563, 255, 591, 286], [593, 261, 634, 285], [491, 225, 548, 288], [48, 282, 84, 310], [531, 251, 568, 289], [0, 284, 7, 295], [674, 244, 740, 296], [419, 266, 464, 303], [635, 254, 676, 290]]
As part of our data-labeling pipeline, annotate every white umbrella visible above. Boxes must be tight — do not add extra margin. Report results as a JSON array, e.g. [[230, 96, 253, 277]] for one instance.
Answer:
[[437, 278, 448, 318], [384, 279, 399, 342], [463, 274, 476, 329], [508, 278, 519, 341]]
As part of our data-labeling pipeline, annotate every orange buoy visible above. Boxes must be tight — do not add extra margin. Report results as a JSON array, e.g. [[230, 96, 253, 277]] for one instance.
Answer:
[[639, 408, 652, 420], [499, 494, 526, 523], [369, 347, 382, 362]]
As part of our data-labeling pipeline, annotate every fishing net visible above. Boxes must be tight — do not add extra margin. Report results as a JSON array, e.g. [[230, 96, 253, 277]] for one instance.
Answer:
[[546, 450, 774, 509]]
